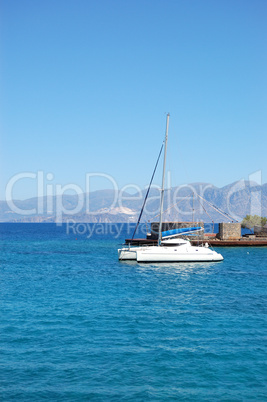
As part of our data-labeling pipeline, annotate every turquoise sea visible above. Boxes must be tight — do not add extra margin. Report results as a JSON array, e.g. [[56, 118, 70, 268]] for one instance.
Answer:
[[1, 223, 267, 401]]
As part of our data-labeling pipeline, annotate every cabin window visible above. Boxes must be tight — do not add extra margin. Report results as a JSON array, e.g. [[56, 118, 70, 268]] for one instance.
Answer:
[[165, 243, 183, 247]]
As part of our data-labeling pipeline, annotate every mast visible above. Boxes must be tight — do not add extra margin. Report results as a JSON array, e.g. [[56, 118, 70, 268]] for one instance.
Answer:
[[158, 113, 170, 246], [192, 191, 195, 222]]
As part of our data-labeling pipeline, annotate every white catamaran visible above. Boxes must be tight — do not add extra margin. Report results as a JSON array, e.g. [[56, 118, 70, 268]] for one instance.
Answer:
[[118, 114, 224, 263]]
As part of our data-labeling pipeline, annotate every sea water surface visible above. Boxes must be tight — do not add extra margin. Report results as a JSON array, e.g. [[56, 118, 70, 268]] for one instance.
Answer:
[[0, 223, 267, 401]]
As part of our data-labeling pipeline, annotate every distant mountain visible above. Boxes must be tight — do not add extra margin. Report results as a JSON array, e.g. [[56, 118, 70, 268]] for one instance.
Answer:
[[0, 181, 266, 223]]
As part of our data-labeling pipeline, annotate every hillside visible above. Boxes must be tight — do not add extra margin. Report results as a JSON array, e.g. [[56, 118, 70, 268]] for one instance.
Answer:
[[1, 181, 266, 223]]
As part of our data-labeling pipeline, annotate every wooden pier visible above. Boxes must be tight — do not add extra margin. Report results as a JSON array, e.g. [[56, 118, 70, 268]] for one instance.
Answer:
[[125, 237, 267, 247], [125, 222, 267, 247]]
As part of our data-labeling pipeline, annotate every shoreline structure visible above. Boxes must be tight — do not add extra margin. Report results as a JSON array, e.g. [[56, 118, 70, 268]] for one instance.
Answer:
[[126, 222, 267, 247]]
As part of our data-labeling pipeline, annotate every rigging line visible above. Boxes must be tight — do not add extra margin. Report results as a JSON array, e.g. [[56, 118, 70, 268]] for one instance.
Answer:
[[149, 194, 192, 222], [196, 194, 238, 222], [193, 201, 216, 248], [196, 194, 231, 221], [198, 199, 214, 226], [130, 142, 164, 243], [201, 196, 237, 222]]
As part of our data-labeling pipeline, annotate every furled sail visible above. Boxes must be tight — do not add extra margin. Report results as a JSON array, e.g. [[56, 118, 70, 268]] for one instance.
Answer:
[[161, 226, 202, 239]]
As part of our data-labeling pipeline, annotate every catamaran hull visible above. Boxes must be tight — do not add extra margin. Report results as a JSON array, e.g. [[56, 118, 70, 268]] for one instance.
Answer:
[[135, 247, 223, 263], [118, 248, 138, 260], [118, 246, 223, 262]]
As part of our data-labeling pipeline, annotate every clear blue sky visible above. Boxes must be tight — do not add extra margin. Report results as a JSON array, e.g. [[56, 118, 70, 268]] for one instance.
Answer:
[[1, 0, 266, 200]]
